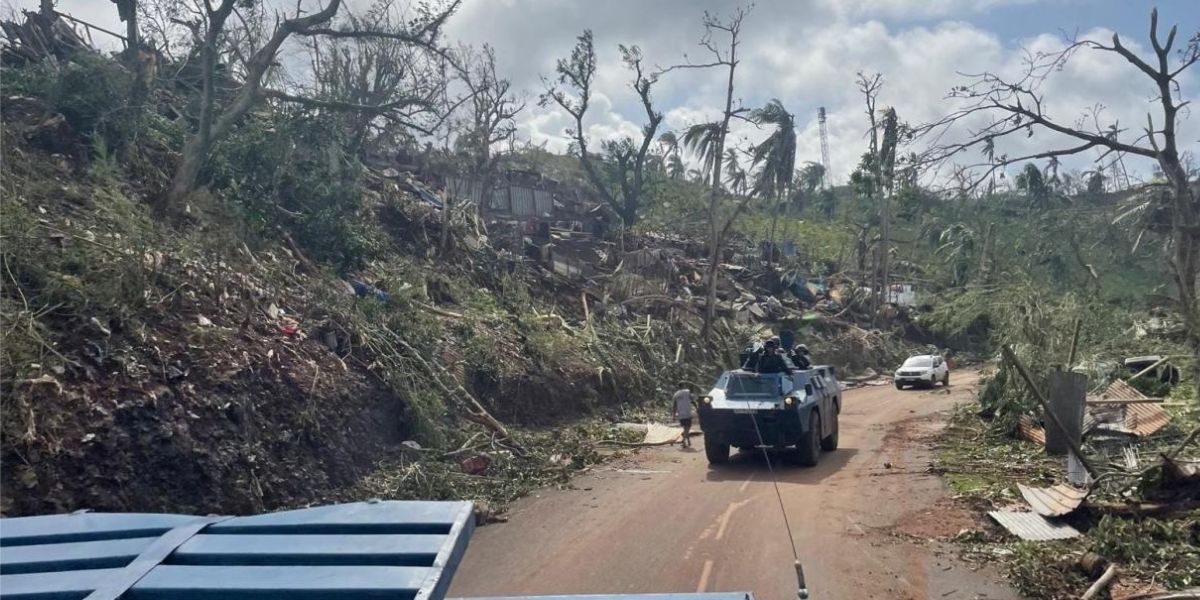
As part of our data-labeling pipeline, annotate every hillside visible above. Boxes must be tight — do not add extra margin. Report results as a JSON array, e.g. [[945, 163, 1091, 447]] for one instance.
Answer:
[[0, 88, 752, 515]]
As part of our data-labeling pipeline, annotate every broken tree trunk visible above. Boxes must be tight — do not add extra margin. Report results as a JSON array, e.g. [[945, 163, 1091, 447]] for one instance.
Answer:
[[1080, 565, 1118, 600]]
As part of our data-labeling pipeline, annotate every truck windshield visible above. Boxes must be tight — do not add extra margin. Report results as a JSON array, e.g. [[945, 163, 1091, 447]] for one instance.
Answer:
[[723, 374, 780, 396]]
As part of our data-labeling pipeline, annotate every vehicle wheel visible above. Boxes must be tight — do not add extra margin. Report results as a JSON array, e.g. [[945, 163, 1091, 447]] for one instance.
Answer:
[[820, 404, 839, 451], [794, 412, 822, 467], [704, 434, 730, 465], [895, 381, 904, 390]]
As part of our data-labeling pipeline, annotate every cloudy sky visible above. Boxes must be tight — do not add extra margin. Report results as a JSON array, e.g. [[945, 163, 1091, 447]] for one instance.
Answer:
[[14, 0, 1200, 185]]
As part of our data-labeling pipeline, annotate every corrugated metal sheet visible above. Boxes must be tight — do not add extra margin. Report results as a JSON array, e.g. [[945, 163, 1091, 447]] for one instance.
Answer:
[[1086, 380, 1171, 437], [509, 185, 537, 217], [488, 187, 508, 210], [1017, 483, 1088, 517], [1018, 415, 1046, 446], [0, 501, 474, 600], [534, 189, 553, 216], [1091, 379, 1146, 401], [447, 177, 485, 207], [988, 511, 1080, 541], [1126, 403, 1170, 436]]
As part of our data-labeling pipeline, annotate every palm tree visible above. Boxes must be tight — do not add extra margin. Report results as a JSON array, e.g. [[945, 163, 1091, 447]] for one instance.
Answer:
[[682, 122, 723, 185], [666, 154, 686, 180], [936, 223, 977, 286], [724, 147, 749, 196], [659, 131, 679, 156], [748, 99, 796, 264], [659, 131, 686, 180]]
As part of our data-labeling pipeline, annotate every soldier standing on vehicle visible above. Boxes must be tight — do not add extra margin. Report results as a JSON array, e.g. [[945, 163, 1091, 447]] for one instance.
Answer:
[[791, 344, 812, 369], [757, 338, 792, 374], [672, 382, 695, 448]]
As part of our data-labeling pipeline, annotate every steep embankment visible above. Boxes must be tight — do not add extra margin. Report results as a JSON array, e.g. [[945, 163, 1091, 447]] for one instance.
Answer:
[[0, 95, 730, 517]]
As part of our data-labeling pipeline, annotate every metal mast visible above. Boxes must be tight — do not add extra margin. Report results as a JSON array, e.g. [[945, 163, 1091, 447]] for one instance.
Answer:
[[817, 107, 832, 188]]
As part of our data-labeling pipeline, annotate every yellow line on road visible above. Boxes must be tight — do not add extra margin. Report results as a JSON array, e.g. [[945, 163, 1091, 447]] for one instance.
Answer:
[[715, 499, 751, 541], [696, 559, 714, 592], [738, 473, 755, 493]]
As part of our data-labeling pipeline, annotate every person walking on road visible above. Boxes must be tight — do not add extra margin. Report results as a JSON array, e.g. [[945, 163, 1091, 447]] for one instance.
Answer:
[[672, 383, 695, 448]]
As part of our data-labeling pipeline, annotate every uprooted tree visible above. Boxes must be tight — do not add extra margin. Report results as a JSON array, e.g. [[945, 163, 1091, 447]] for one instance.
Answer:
[[540, 30, 663, 228], [920, 8, 1200, 397], [163, 0, 462, 207]]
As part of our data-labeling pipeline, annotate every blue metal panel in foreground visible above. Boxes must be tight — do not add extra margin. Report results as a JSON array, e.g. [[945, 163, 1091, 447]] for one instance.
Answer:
[[454, 595, 755, 600], [0, 501, 475, 600]]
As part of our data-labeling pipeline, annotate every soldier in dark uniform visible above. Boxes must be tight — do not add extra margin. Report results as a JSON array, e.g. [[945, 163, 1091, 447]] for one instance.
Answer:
[[757, 338, 792, 374], [791, 344, 812, 370]]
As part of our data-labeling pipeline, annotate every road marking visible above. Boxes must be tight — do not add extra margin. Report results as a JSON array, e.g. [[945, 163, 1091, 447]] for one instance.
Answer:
[[738, 473, 755, 493], [715, 499, 751, 541], [696, 559, 713, 592]]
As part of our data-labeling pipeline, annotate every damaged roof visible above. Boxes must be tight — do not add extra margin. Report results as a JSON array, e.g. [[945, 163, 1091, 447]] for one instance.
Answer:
[[1017, 483, 1088, 517], [988, 510, 1081, 541]]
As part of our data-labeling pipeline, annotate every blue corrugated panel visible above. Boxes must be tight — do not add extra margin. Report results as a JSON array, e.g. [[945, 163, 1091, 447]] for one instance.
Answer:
[[455, 595, 754, 600], [0, 501, 474, 600]]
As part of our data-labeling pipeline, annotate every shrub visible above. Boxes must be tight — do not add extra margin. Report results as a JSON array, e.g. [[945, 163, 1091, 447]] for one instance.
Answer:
[[210, 110, 378, 271]]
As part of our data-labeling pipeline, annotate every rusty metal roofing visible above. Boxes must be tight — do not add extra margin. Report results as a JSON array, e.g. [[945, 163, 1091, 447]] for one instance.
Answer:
[[1125, 403, 1171, 437], [988, 511, 1081, 541], [1086, 380, 1171, 437], [1090, 379, 1147, 401], [1017, 483, 1089, 517], [1018, 416, 1046, 446]]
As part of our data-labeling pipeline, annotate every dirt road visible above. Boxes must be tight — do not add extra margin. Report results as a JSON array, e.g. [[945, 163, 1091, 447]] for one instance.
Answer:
[[450, 370, 1019, 600]]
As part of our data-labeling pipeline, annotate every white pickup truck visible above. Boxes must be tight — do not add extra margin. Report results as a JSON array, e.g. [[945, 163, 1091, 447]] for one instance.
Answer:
[[894, 354, 950, 389]]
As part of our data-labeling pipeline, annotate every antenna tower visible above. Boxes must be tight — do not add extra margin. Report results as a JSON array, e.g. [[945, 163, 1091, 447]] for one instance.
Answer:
[[817, 107, 832, 188]]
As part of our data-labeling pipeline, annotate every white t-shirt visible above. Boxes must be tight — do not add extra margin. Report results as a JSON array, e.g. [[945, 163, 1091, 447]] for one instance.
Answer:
[[673, 389, 693, 420]]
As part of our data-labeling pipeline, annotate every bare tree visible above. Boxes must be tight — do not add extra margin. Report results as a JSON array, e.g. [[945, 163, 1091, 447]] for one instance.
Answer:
[[302, 4, 445, 151], [920, 9, 1200, 396], [457, 44, 524, 185], [441, 43, 524, 251], [163, 0, 461, 207], [663, 6, 753, 340], [540, 30, 664, 228]]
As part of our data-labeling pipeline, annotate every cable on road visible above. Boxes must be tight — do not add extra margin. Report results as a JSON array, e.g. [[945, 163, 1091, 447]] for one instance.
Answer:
[[749, 412, 808, 598]]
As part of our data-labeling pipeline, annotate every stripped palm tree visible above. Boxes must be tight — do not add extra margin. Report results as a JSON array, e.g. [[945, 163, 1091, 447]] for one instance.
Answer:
[[682, 121, 723, 185], [749, 99, 796, 264], [724, 147, 749, 196], [659, 131, 686, 180], [666, 154, 686, 180]]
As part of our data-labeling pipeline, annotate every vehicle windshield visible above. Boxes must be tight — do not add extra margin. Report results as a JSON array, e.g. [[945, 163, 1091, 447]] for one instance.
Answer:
[[722, 373, 781, 396], [902, 357, 933, 368]]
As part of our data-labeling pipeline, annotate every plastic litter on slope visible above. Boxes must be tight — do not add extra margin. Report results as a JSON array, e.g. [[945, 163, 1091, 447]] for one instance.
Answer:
[[1017, 483, 1089, 517], [0, 500, 474, 600], [987, 510, 1081, 541]]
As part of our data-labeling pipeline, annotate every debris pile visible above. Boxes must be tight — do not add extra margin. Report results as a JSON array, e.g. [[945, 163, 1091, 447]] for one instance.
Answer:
[[942, 348, 1198, 598]]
